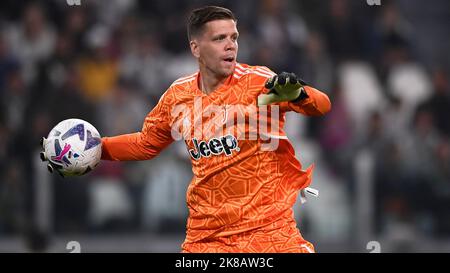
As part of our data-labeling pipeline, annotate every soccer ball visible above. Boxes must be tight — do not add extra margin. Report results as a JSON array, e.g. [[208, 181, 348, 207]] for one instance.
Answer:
[[41, 118, 102, 177]]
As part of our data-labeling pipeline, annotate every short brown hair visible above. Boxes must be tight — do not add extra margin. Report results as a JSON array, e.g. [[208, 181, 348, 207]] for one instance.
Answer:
[[187, 6, 236, 41]]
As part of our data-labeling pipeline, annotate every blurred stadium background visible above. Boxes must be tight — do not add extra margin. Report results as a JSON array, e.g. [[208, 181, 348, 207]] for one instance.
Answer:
[[0, 0, 450, 253]]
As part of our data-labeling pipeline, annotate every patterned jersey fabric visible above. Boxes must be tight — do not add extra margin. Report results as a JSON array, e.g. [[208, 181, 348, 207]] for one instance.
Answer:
[[101, 63, 331, 252]]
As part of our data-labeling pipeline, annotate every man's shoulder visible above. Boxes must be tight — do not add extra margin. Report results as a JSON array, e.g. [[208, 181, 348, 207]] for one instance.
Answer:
[[235, 63, 276, 81], [234, 63, 275, 88], [158, 72, 198, 104], [169, 72, 198, 89]]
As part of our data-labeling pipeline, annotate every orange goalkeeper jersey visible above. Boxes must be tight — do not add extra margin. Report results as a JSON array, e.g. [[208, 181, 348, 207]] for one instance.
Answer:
[[101, 63, 331, 250]]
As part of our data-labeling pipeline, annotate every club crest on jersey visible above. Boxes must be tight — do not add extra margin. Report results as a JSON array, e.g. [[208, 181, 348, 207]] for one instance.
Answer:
[[189, 134, 240, 160]]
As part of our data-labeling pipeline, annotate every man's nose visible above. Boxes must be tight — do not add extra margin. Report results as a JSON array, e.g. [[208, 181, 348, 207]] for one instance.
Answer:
[[225, 38, 236, 51]]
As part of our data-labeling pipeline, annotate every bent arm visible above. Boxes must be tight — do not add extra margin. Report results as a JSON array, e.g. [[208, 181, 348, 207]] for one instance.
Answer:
[[281, 86, 331, 116]]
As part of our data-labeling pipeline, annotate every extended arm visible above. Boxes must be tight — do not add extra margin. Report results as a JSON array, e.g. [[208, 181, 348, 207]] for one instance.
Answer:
[[101, 97, 174, 161]]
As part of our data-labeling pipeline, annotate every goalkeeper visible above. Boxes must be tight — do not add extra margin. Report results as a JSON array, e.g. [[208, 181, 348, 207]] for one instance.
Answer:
[[49, 6, 331, 252]]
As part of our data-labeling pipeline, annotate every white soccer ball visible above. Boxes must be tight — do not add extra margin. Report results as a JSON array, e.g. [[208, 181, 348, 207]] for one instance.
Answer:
[[42, 118, 102, 177]]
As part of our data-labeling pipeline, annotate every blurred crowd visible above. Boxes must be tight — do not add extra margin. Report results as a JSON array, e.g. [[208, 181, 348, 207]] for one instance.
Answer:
[[0, 0, 449, 252]]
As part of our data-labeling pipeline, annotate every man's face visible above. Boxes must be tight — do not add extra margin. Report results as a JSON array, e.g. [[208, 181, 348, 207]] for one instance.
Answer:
[[190, 19, 239, 78]]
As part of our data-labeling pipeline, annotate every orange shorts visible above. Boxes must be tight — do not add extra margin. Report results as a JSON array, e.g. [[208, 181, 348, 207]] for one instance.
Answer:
[[181, 221, 315, 253]]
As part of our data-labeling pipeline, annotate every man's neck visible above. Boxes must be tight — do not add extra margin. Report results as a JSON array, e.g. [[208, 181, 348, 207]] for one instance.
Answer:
[[199, 68, 228, 95]]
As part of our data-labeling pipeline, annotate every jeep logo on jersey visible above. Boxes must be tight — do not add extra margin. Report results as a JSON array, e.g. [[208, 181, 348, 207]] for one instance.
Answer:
[[189, 135, 240, 160]]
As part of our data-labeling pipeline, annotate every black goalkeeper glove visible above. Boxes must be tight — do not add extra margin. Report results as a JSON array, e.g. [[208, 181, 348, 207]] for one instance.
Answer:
[[39, 137, 63, 176], [257, 72, 309, 106]]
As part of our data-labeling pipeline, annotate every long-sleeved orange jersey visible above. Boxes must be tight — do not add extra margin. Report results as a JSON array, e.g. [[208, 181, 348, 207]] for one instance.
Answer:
[[101, 63, 331, 252]]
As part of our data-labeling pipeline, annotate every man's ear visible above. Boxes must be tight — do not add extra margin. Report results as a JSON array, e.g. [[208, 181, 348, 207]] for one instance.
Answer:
[[190, 39, 200, 58]]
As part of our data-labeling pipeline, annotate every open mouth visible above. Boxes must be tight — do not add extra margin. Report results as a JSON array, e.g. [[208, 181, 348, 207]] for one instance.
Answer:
[[223, 57, 235, 63]]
